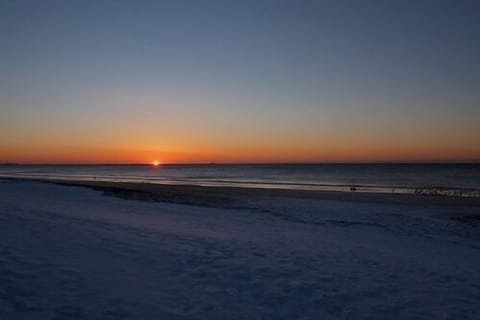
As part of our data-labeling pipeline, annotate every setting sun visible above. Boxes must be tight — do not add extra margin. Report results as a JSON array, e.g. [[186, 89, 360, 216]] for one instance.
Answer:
[[1, 2, 480, 318]]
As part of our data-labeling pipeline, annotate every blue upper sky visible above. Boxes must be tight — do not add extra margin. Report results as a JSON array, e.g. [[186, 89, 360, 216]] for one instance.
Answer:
[[1, 0, 479, 163]]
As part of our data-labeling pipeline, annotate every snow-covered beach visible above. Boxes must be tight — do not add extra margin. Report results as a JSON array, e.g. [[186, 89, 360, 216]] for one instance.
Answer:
[[1, 179, 480, 319]]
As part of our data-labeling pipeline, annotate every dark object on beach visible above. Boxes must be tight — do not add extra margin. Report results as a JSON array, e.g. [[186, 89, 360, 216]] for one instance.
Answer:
[[350, 178, 357, 191]]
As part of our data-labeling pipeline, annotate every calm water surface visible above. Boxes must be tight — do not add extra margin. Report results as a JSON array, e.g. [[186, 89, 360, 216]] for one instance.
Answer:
[[1, 164, 479, 197]]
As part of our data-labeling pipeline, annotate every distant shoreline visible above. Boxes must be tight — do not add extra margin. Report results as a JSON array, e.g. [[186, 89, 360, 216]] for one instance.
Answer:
[[2, 177, 479, 210], [1, 162, 480, 166]]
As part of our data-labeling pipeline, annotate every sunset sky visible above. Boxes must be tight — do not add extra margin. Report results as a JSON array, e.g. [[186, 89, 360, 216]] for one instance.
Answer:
[[1, 0, 479, 164]]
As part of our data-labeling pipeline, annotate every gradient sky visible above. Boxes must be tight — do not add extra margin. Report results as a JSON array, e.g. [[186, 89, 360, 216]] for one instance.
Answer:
[[1, 0, 479, 163]]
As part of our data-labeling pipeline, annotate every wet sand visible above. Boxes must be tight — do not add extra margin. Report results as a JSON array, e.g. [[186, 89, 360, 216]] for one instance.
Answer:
[[3, 177, 480, 210]]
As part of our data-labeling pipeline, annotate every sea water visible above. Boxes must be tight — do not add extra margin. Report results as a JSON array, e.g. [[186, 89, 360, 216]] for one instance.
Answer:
[[1, 163, 479, 197]]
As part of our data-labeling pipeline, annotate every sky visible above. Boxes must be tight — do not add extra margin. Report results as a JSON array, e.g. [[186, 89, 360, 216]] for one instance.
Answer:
[[1, 0, 479, 164]]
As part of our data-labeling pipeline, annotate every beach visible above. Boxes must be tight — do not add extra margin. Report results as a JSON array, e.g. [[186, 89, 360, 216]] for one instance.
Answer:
[[3, 0, 480, 318], [1, 178, 480, 319]]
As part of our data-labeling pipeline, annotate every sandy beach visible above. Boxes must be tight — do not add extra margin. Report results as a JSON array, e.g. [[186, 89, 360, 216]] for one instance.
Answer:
[[3, 0, 480, 318], [1, 178, 480, 319]]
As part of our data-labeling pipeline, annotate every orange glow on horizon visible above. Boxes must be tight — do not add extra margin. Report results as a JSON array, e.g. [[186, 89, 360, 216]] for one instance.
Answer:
[[1, 131, 479, 165], [1, 142, 479, 165]]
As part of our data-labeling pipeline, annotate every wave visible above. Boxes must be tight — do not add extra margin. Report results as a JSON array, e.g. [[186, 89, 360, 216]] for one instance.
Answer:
[[1, 171, 479, 198]]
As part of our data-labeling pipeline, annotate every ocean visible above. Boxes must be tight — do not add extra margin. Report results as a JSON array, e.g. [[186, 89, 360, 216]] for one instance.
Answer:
[[0, 163, 479, 197]]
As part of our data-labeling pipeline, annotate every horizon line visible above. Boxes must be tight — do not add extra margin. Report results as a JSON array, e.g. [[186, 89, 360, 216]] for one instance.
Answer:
[[1, 160, 479, 166]]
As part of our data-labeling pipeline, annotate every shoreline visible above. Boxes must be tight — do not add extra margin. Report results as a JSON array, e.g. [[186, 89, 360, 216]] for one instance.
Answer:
[[2, 176, 480, 209]]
